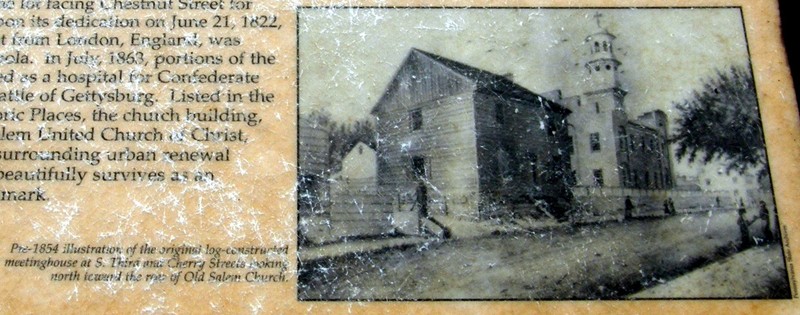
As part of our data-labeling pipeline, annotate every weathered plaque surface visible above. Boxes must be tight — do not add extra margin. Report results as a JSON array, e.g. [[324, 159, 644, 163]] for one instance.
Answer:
[[1, 0, 799, 314]]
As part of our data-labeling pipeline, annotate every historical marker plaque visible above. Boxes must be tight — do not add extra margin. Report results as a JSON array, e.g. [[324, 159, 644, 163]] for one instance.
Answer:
[[0, 1, 798, 314]]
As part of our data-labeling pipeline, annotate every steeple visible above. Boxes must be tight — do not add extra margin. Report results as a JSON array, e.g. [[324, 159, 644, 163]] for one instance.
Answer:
[[584, 12, 623, 94]]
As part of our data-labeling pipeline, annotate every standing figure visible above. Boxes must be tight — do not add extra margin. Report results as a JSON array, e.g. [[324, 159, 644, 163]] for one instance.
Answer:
[[663, 199, 670, 216], [668, 197, 676, 215], [624, 196, 634, 220], [737, 200, 755, 249], [759, 200, 774, 243], [662, 197, 676, 216]]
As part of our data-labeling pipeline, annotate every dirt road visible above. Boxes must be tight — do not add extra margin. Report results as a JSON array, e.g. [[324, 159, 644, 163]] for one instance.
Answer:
[[298, 209, 790, 300]]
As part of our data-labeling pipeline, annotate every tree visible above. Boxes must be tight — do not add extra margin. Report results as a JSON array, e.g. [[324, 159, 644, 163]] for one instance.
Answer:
[[672, 65, 767, 177], [300, 110, 377, 174]]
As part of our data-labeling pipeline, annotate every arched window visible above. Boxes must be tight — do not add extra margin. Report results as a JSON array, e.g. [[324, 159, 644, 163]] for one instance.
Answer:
[[602, 41, 608, 51], [497, 148, 511, 181], [590, 133, 601, 151], [640, 137, 646, 153], [621, 162, 629, 186], [618, 126, 627, 151], [593, 169, 604, 187], [594, 42, 600, 52]]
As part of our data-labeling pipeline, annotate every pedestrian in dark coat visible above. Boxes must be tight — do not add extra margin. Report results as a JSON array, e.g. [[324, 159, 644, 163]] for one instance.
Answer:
[[668, 197, 676, 215], [664, 199, 670, 215], [738, 200, 756, 249], [624, 196, 634, 220], [759, 200, 774, 243]]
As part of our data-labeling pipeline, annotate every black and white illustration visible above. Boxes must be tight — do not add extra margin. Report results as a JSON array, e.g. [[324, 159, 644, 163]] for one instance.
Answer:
[[296, 8, 790, 300]]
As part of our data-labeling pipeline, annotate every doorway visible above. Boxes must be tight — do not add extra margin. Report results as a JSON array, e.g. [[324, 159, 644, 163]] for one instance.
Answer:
[[411, 156, 428, 218]]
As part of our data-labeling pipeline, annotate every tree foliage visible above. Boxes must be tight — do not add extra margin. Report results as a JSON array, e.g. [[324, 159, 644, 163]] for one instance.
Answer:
[[302, 110, 377, 174], [672, 65, 767, 177], [328, 118, 377, 173]]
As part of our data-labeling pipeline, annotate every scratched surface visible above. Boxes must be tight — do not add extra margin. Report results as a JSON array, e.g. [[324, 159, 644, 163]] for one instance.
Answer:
[[0, 1, 799, 314], [296, 7, 791, 301]]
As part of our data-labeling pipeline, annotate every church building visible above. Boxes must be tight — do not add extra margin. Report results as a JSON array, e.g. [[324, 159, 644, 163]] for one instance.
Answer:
[[371, 49, 574, 220], [298, 14, 677, 241], [554, 17, 673, 190]]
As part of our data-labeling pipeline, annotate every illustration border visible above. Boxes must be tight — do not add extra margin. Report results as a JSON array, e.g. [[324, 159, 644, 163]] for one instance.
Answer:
[[294, 5, 792, 301]]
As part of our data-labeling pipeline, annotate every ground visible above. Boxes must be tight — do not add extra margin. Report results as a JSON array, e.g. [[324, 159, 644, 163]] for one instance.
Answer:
[[298, 209, 791, 300], [631, 244, 789, 298]]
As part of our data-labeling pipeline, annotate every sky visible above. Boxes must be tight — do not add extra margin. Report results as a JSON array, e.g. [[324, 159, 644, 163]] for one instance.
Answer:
[[298, 7, 751, 125], [297, 7, 762, 184]]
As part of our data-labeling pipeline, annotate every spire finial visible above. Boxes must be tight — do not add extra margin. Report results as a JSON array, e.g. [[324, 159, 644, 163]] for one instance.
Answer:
[[593, 12, 604, 28]]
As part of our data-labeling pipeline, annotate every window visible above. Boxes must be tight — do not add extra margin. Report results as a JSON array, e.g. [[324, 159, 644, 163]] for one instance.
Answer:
[[590, 133, 601, 152], [495, 103, 504, 124], [496, 148, 511, 180], [410, 109, 422, 130], [546, 118, 557, 136], [641, 137, 647, 153], [411, 156, 426, 180], [656, 170, 662, 188], [529, 153, 538, 185], [618, 126, 627, 151], [593, 169, 604, 187], [620, 163, 629, 186], [595, 102, 600, 113]]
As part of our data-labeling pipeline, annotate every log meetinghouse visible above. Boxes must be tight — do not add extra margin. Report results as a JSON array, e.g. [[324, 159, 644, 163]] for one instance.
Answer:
[[371, 48, 575, 221]]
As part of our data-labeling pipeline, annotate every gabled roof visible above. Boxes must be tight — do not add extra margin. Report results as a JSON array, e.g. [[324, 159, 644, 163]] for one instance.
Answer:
[[371, 48, 570, 115], [411, 49, 510, 89]]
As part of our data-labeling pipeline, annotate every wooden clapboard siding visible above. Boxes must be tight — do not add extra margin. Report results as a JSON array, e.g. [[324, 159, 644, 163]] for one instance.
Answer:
[[376, 92, 481, 207], [420, 93, 481, 218], [372, 50, 474, 116], [298, 116, 331, 176], [474, 92, 573, 208], [373, 48, 574, 221]]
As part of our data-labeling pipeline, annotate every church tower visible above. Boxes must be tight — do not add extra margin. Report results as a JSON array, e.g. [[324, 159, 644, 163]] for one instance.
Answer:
[[570, 13, 629, 187], [584, 15, 624, 96]]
